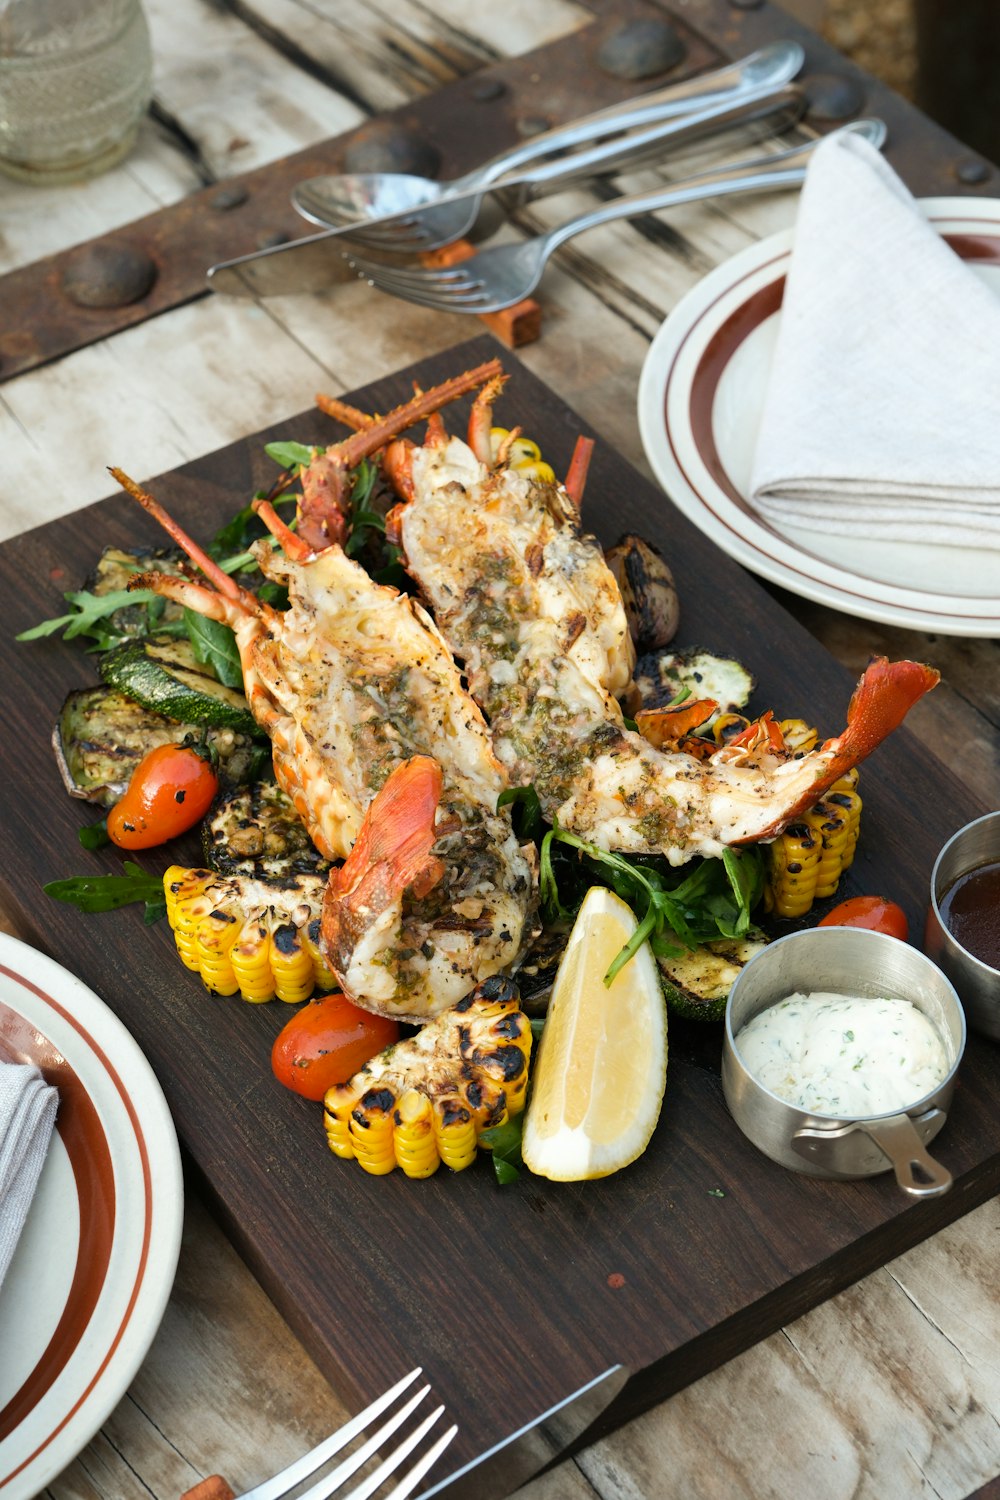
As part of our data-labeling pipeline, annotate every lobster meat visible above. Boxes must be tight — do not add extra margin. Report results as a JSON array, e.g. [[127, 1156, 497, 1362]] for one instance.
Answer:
[[109, 370, 537, 1021], [317, 372, 941, 864]]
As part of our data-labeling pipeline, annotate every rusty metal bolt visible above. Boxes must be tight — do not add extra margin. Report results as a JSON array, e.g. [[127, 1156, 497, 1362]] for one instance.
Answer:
[[804, 72, 866, 123], [343, 121, 440, 178], [954, 156, 991, 185], [517, 114, 552, 139], [210, 183, 249, 211], [470, 77, 505, 103], [597, 18, 685, 80], [61, 242, 157, 309]]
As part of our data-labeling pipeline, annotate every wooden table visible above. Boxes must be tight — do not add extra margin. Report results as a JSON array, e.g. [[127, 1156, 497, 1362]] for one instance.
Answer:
[[2, 3, 998, 1497]]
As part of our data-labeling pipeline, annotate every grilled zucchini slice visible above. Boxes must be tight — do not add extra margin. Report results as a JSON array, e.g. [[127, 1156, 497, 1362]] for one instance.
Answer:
[[657, 930, 769, 1022], [88, 544, 188, 638], [54, 686, 265, 807], [100, 634, 258, 736], [627, 648, 754, 724], [203, 782, 330, 879]]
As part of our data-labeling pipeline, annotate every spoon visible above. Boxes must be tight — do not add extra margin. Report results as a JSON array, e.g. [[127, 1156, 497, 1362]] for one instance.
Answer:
[[292, 40, 804, 252]]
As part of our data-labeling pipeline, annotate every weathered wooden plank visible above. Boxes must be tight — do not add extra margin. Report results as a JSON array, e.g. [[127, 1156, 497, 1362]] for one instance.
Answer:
[[48, 1194, 352, 1500], [0, 122, 201, 275], [145, 0, 366, 178], [0, 284, 490, 543], [0, 141, 804, 537], [530, 1199, 1000, 1500], [231, 0, 589, 111], [0, 2, 727, 383]]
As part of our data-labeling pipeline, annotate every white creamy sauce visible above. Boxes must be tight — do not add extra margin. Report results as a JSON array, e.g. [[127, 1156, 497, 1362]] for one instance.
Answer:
[[736, 991, 950, 1117]]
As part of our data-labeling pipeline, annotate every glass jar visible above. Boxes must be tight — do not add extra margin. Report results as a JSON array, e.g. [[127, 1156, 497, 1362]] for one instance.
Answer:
[[0, 0, 153, 184]]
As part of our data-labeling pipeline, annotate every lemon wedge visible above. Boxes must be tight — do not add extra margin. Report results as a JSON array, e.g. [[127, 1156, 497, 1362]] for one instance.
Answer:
[[521, 886, 667, 1181]]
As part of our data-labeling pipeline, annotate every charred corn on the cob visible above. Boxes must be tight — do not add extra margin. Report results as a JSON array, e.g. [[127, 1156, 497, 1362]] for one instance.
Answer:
[[164, 865, 337, 1002], [712, 714, 863, 918], [764, 763, 862, 919], [489, 426, 555, 484], [324, 975, 532, 1179]]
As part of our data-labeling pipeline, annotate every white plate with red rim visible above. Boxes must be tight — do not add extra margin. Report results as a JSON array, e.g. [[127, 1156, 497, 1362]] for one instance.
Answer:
[[0, 932, 182, 1500], [637, 196, 1000, 637]]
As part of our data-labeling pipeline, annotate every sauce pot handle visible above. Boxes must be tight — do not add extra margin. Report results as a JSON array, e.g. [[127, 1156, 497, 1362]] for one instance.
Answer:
[[792, 1109, 953, 1198]]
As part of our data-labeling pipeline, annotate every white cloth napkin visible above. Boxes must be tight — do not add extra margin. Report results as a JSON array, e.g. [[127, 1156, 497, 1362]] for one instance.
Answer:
[[0, 1062, 58, 1293], [749, 131, 1000, 550]]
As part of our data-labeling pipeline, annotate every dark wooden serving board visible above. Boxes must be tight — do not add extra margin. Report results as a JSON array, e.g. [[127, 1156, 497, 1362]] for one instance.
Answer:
[[1, 335, 995, 1492]]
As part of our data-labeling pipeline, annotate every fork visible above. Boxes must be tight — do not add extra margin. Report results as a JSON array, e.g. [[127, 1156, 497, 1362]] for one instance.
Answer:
[[180, 1367, 456, 1500], [344, 120, 885, 315]]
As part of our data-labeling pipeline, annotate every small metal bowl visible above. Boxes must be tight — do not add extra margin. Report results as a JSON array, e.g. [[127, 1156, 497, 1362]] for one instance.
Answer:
[[925, 810, 1000, 1041], [722, 927, 966, 1199]]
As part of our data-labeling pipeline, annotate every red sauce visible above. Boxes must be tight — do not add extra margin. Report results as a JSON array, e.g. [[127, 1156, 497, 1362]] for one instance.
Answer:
[[939, 861, 1000, 970]]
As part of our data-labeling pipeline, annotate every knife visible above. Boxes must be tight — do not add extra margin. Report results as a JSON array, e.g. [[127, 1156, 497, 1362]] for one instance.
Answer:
[[419, 1364, 629, 1500]]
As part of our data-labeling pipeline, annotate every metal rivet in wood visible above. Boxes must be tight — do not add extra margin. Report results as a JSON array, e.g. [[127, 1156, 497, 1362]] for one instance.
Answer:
[[210, 184, 250, 211], [61, 242, 157, 308], [343, 121, 441, 177], [597, 17, 685, 80], [518, 113, 552, 138], [470, 76, 505, 102], [804, 71, 866, 122], [954, 156, 991, 184]]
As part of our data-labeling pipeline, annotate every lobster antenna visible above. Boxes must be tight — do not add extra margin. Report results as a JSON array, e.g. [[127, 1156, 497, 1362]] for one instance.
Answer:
[[109, 466, 243, 601]]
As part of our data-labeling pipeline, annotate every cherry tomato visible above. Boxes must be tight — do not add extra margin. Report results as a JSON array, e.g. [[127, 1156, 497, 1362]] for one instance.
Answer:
[[107, 742, 219, 850], [818, 895, 909, 940], [271, 993, 400, 1100]]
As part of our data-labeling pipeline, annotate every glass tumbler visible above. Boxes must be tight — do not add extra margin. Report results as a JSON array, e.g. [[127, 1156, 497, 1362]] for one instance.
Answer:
[[0, 0, 152, 184]]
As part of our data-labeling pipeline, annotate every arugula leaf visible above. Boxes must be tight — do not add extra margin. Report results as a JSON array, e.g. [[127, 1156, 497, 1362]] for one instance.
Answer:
[[540, 825, 764, 984], [343, 460, 388, 560], [265, 439, 316, 471], [257, 579, 290, 608], [497, 784, 544, 845], [183, 608, 244, 689], [45, 861, 166, 924], [373, 556, 406, 589], [478, 1115, 525, 1186], [16, 587, 162, 644], [210, 491, 298, 562], [79, 819, 109, 851]]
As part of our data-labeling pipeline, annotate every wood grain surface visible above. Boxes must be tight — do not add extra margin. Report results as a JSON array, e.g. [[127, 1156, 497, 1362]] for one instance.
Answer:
[[1, 334, 994, 1488]]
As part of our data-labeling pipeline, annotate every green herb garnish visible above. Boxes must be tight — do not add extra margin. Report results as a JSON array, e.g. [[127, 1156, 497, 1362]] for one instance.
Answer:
[[78, 819, 110, 851], [264, 439, 317, 472], [183, 608, 244, 689], [16, 588, 164, 646], [540, 823, 764, 984], [497, 784, 544, 845], [479, 1115, 525, 1186], [44, 861, 167, 924]]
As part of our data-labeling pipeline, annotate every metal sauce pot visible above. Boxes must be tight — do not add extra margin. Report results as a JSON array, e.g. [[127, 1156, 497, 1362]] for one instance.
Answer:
[[721, 927, 966, 1199]]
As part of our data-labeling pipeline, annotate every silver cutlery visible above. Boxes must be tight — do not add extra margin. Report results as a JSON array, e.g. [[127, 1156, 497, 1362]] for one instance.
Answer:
[[207, 42, 805, 298], [292, 39, 804, 250], [343, 120, 887, 316], [179, 1366, 456, 1500], [292, 79, 803, 254]]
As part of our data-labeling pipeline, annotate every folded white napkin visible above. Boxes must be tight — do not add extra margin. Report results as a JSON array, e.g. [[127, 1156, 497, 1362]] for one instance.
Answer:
[[749, 131, 1000, 550], [0, 1062, 58, 1293]]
